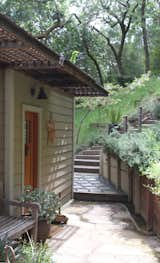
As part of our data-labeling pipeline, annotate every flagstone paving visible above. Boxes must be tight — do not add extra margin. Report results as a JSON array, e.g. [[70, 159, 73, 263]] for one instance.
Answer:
[[74, 173, 118, 193], [48, 201, 160, 263]]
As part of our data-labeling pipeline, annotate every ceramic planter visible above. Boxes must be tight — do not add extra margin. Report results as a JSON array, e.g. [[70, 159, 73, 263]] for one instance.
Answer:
[[37, 219, 51, 242]]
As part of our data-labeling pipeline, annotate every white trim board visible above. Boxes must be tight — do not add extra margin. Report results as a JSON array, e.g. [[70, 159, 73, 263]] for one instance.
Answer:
[[4, 69, 15, 201], [22, 105, 42, 192]]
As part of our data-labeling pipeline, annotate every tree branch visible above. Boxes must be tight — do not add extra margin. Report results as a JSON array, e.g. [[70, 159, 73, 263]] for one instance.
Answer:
[[82, 33, 104, 86], [36, 13, 81, 40], [92, 26, 118, 61]]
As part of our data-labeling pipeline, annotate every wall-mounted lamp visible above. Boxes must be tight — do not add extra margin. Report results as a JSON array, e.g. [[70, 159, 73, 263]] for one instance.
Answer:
[[37, 87, 48, 100]]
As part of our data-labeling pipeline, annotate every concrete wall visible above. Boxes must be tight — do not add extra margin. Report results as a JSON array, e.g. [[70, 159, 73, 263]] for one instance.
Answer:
[[12, 70, 74, 204], [0, 70, 4, 198]]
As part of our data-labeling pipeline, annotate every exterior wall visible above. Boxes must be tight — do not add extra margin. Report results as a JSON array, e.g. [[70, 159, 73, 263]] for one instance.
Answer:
[[0, 70, 4, 198], [12, 71, 74, 204]]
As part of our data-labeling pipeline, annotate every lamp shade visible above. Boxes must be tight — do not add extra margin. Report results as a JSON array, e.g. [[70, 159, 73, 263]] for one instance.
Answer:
[[37, 87, 48, 99]]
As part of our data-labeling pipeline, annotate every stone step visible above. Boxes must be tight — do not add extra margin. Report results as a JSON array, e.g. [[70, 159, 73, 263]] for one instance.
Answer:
[[74, 159, 100, 166], [74, 172, 99, 176], [74, 192, 128, 203], [142, 119, 159, 124], [82, 150, 101, 155], [91, 146, 103, 150], [75, 154, 100, 160], [74, 165, 99, 173], [129, 128, 139, 133]]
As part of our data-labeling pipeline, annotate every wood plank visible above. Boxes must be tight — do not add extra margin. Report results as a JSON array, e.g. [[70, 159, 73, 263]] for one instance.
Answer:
[[48, 105, 73, 116], [0, 216, 34, 236]]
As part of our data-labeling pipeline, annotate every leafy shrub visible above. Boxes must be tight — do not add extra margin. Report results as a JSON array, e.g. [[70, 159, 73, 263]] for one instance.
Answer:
[[87, 132, 106, 147], [104, 128, 160, 172], [143, 162, 160, 196], [104, 126, 160, 195], [153, 102, 160, 119], [20, 186, 60, 223]]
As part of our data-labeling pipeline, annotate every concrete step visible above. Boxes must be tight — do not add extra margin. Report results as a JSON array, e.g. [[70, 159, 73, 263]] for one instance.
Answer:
[[74, 165, 99, 173], [75, 154, 100, 160], [82, 150, 101, 155], [74, 159, 100, 166], [74, 192, 128, 203]]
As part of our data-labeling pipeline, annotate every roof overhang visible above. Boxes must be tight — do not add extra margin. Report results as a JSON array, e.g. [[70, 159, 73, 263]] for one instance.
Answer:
[[0, 13, 108, 97]]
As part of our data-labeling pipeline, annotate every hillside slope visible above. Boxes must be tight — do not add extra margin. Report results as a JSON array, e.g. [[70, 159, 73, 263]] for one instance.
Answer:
[[75, 74, 160, 146]]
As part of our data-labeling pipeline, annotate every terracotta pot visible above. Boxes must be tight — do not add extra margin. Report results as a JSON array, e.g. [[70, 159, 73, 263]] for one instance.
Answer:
[[54, 214, 68, 224], [37, 220, 51, 242]]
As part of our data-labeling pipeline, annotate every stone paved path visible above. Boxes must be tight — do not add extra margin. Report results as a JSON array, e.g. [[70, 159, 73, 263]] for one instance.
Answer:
[[48, 202, 160, 263], [74, 173, 118, 193]]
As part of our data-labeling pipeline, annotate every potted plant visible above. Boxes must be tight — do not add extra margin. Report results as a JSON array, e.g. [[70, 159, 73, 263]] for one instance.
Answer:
[[20, 186, 60, 242]]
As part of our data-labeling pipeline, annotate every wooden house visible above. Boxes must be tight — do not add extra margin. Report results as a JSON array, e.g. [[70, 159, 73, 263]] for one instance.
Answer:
[[0, 14, 107, 204]]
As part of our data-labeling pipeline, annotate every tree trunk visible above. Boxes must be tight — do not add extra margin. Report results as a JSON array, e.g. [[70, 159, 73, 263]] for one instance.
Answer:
[[141, 0, 150, 72], [116, 56, 124, 78], [83, 36, 104, 86]]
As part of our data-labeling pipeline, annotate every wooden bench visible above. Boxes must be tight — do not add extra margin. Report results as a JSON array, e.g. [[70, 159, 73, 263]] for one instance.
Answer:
[[0, 199, 39, 242]]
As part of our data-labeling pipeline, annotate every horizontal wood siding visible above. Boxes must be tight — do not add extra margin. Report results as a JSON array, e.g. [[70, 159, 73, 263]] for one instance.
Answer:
[[0, 70, 4, 198], [14, 71, 74, 204]]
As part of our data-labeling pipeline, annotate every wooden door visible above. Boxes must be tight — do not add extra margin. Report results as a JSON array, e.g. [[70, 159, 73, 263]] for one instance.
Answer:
[[24, 111, 38, 188]]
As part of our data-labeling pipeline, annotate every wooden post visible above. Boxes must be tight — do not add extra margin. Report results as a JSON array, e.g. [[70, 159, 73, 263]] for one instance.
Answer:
[[124, 115, 128, 132], [58, 192, 61, 214], [108, 152, 111, 182], [117, 158, 121, 191], [128, 167, 134, 203], [138, 107, 143, 132]]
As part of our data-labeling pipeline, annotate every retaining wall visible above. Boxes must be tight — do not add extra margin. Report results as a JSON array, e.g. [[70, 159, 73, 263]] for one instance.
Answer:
[[101, 151, 160, 235]]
